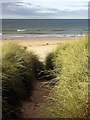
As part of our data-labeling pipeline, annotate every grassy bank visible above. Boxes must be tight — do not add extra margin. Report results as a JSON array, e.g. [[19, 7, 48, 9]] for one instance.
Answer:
[[2, 42, 44, 119], [46, 36, 88, 118], [2, 36, 88, 119]]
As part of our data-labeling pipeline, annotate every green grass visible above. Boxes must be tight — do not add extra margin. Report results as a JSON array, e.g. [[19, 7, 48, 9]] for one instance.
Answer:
[[2, 42, 44, 119], [46, 36, 88, 118], [45, 52, 55, 70]]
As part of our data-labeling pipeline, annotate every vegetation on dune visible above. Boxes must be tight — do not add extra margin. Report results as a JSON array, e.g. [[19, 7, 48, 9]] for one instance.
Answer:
[[44, 53, 56, 80], [46, 36, 88, 118], [1, 36, 89, 119], [2, 42, 44, 119], [45, 52, 55, 70]]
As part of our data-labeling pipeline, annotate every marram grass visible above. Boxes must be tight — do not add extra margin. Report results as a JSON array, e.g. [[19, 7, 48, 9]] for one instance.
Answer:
[[46, 36, 88, 118], [2, 42, 44, 119]]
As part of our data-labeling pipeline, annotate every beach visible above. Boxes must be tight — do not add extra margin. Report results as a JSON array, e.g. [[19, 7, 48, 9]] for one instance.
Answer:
[[2, 3, 88, 119], [1, 37, 80, 61], [2, 19, 87, 62]]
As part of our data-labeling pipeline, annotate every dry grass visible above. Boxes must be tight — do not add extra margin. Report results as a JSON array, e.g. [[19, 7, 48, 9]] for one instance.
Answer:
[[46, 36, 88, 118]]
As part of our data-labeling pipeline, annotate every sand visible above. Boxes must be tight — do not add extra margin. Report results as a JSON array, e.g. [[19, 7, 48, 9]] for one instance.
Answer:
[[1, 39, 78, 61]]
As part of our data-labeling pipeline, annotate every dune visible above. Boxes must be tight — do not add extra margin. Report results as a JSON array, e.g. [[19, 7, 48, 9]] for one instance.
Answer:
[[1, 38, 79, 61]]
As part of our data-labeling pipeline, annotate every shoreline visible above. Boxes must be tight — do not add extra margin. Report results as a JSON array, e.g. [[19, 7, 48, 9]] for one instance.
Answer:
[[2, 33, 86, 40]]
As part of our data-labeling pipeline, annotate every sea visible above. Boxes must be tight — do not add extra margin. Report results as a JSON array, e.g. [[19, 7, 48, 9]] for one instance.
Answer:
[[2, 19, 88, 40]]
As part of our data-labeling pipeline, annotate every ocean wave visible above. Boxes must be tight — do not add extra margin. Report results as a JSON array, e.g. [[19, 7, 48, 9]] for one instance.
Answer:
[[2, 33, 86, 40], [31, 34, 67, 38], [66, 34, 86, 38], [0, 33, 2, 36], [34, 34, 86, 38], [17, 29, 27, 32]]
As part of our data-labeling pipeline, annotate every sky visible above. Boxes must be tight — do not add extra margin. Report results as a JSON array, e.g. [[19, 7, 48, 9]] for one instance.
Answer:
[[1, 0, 89, 19]]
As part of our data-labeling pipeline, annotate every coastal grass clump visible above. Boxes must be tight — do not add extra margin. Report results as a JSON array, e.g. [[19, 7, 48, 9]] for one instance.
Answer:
[[44, 52, 56, 80], [2, 42, 44, 119], [45, 52, 55, 70], [46, 36, 88, 118]]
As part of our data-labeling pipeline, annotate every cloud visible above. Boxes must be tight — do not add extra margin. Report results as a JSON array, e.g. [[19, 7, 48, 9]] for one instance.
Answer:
[[69, 1, 88, 10], [2, 1, 88, 19], [2, 1, 59, 15]]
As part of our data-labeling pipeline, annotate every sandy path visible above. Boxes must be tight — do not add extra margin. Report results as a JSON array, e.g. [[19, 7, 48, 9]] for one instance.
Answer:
[[20, 41, 59, 118], [21, 80, 51, 118], [27, 45, 57, 61]]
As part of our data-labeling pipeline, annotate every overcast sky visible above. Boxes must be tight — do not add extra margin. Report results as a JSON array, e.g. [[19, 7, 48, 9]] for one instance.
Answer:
[[1, 0, 89, 19]]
